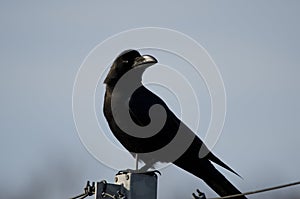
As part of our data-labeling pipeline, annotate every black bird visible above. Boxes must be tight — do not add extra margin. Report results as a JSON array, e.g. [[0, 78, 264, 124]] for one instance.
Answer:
[[103, 49, 246, 198]]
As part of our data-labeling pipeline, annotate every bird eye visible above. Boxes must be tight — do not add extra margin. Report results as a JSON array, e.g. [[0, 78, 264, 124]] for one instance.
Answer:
[[122, 60, 129, 64]]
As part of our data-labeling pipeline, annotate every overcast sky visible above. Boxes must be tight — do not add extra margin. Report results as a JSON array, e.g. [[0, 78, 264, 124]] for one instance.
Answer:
[[1, 1, 300, 199]]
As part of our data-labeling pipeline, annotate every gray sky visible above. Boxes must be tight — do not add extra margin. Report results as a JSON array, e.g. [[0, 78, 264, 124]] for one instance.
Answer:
[[1, 1, 300, 199]]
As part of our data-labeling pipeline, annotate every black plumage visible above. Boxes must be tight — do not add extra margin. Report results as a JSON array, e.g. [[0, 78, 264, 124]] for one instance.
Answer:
[[103, 49, 246, 198]]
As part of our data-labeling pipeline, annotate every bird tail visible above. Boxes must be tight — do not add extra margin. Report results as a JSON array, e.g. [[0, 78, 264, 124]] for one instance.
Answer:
[[200, 163, 247, 199], [207, 152, 242, 178], [174, 157, 246, 199]]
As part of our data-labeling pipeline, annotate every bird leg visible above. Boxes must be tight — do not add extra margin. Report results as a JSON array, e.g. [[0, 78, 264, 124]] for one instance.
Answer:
[[135, 153, 139, 171]]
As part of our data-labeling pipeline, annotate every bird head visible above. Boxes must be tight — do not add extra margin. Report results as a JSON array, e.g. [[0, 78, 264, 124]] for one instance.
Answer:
[[104, 49, 158, 85]]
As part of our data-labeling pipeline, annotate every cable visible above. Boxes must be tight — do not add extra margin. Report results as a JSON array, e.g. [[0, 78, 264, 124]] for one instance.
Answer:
[[70, 181, 95, 199], [208, 181, 300, 199], [69, 193, 88, 199]]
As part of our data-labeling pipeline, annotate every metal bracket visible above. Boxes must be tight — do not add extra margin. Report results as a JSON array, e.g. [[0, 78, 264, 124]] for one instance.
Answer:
[[192, 189, 206, 199], [70, 170, 158, 199]]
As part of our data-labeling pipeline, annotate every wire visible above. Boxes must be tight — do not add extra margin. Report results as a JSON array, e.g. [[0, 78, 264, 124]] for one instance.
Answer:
[[69, 193, 88, 199], [208, 181, 300, 199]]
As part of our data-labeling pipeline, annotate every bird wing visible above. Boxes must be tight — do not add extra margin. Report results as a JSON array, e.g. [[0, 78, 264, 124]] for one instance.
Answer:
[[129, 86, 241, 176]]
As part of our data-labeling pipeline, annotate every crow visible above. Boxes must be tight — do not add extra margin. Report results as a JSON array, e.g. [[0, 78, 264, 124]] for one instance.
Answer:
[[103, 49, 246, 198]]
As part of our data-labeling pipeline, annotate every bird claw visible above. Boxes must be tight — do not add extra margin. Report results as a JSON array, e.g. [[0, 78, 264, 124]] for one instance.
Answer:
[[117, 169, 137, 174], [119, 164, 150, 173], [126, 168, 139, 173]]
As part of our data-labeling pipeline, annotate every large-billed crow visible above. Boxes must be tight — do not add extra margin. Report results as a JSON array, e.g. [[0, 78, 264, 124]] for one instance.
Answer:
[[103, 49, 246, 198]]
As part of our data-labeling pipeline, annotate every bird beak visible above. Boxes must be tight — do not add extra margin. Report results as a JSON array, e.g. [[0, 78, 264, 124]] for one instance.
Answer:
[[132, 55, 158, 68]]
